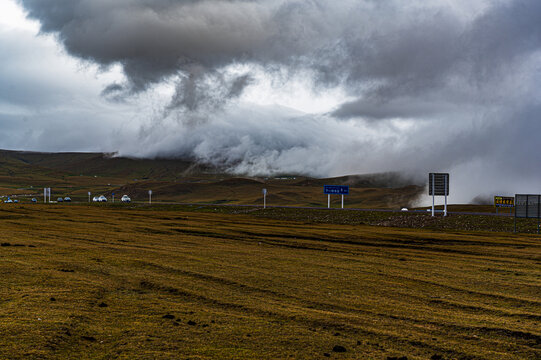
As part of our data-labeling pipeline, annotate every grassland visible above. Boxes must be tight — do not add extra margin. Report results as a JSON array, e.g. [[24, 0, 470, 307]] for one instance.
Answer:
[[0, 204, 539, 359]]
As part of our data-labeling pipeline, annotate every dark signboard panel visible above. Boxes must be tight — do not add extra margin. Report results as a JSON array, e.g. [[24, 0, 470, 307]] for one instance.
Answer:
[[515, 194, 540, 219], [428, 173, 449, 196]]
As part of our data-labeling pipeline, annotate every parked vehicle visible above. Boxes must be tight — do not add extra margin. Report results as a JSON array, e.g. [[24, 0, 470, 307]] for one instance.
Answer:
[[4, 198, 13, 203], [31, 198, 37, 203], [64, 197, 71, 202], [13, 199, 19, 203], [92, 196, 99, 202], [121, 195, 131, 203], [98, 195, 107, 202], [57, 197, 63, 202]]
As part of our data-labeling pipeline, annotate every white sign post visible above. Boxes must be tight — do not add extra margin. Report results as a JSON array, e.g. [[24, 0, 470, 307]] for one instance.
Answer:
[[47, 188, 51, 203], [44, 188, 46, 203], [429, 173, 449, 217], [149, 190, 152, 204], [432, 173, 435, 217], [262, 188, 267, 209], [88, 191, 91, 203], [444, 175, 447, 217], [324, 186, 349, 209]]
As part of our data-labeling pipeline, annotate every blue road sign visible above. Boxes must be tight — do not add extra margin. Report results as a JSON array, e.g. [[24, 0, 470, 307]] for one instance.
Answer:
[[324, 185, 349, 195]]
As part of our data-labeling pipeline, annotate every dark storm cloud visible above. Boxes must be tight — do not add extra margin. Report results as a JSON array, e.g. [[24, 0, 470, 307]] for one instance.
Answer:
[[18, 0, 541, 113], [331, 0, 541, 119], [19, 0, 278, 93]]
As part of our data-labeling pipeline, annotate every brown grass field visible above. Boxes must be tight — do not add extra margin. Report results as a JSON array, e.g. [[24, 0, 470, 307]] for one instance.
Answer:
[[0, 204, 539, 359]]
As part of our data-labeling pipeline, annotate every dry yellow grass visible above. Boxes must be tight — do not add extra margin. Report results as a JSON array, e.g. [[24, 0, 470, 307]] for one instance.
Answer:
[[0, 204, 539, 359]]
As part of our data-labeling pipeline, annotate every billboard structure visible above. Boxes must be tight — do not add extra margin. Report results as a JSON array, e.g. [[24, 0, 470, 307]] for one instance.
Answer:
[[494, 196, 514, 214], [428, 173, 449, 217], [324, 185, 349, 209], [494, 196, 514, 207], [514, 194, 541, 233]]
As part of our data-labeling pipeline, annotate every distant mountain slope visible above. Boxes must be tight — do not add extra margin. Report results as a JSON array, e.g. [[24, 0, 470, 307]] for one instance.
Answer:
[[0, 150, 207, 180], [0, 149, 424, 208]]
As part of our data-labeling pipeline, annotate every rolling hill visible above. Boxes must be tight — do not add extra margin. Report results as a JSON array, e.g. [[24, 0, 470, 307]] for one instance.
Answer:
[[0, 149, 424, 208]]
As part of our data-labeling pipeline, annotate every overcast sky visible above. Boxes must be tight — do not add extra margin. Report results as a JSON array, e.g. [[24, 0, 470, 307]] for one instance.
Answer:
[[1, 0, 541, 203]]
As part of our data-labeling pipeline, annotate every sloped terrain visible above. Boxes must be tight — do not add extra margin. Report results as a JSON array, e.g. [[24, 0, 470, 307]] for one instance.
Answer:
[[0, 149, 424, 208]]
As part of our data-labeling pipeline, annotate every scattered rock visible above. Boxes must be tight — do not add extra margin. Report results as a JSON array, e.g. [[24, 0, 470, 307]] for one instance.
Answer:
[[323, 353, 330, 357], [386, 357, 408, 360], [28, 245, 36, 248], [81, 336, 97, 342], [332, 345, 346, 353], [334, 332, 340, 336], [59, 269, 74, 273], [50, 297, 56, 302], [431, 356, 444, 360], [98, 302, 108, 308], [356, 340, 361, 345], [187, 320, 197, 326], [162, 314, 175, 320]]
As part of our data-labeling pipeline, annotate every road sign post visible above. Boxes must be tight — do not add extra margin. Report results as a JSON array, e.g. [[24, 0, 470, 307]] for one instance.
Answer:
[[429, 173, 449, 217], [262, 188, 267, 209], [88, 191, 91, 203], [324, 185, 349, 209], [149, 190, 152, 204], [112, 192, 115, 203], [494, 196, 514, 215]]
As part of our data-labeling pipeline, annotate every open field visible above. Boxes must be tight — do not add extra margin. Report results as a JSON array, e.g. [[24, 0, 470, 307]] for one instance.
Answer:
[[1, 204, 539, 359]]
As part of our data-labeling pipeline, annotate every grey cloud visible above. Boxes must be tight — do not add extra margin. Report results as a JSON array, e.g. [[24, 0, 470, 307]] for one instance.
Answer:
[[332, 97, 460, 120], [165, 66, 253, 117], [18, 0, 541, 96]]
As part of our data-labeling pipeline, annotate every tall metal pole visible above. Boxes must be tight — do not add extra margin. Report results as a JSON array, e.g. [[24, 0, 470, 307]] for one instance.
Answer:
[[341, 194, 344, 209], [328, 194, 330, 209], [444, 175, 448, 217], [431, 173, 435, 217], [537, 195, 541, 235], [264, 193, 266, 209]]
